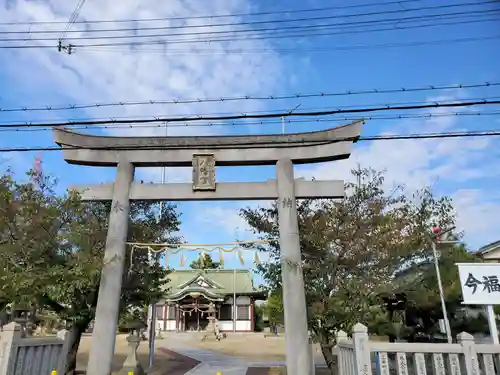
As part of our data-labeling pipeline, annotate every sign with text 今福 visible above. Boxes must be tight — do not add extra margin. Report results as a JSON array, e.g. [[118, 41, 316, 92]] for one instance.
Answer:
[[457, 263, 500, 305]]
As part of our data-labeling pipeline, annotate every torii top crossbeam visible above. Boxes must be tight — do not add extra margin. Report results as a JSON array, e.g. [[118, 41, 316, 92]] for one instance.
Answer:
[[52, 120, 363, 167]]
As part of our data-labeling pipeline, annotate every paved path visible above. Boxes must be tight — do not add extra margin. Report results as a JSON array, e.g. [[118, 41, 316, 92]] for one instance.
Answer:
[[156, 335, 327, 374], [157, 337, 248, 375]]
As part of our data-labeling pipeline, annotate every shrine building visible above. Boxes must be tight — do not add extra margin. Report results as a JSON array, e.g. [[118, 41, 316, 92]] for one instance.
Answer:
[[155, 269, 266, 332]]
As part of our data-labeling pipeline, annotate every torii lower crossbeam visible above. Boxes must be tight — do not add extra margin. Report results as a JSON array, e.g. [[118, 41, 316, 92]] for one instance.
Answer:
[[71, 179, 344, 201]]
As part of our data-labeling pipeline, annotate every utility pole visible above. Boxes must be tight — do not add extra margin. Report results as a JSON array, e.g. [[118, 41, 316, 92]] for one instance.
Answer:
[[148, 122, 168, 368], [281, 116, 285, 135], [233, 268, 237, 332], [431, 226, 456, 344], [58, 0, 86, 55]]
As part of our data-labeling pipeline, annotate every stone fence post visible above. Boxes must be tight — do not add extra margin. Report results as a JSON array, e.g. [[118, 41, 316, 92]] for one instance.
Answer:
[[0, 322, 22, 375], [458, 332, 479, 375], [352, 323, 372, 375], [335, 330, 348, 375], [308, 331, 315, 375]]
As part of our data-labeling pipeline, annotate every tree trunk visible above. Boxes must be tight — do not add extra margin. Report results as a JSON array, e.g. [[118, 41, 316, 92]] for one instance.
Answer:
[[64, 318, 92, 375], [320, 343, 337, 375]]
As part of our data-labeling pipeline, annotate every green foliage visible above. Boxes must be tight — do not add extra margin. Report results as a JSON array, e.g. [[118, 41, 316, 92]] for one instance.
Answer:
[[398, 244, 486, 338], [189, 253, 221, 269], [263, 291, 284, 326], [253, 303, 265, 332], [240, 167, 457, 371], [0, 170, 181, 373]]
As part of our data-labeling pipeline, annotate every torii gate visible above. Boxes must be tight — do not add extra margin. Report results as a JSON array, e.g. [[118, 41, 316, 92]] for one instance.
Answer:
[[53, 120, 362, 375]]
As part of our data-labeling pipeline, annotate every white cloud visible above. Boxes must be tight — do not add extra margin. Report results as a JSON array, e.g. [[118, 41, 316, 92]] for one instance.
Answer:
[[452, 189, 500, 247], [1, 0, 285, 182], [196, 205, 253, 238], [193, 96, 500, 248], [297, 94, 500, 248], [3, 3, 498, 250]]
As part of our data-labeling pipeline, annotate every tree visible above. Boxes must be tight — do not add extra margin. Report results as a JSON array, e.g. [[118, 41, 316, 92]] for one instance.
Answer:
[[190, 253, 221, 269], [0, 171, 181, 374], [263, 291, 284, 326], [240, 167, 456, 373], [399, 244, 486, 340]]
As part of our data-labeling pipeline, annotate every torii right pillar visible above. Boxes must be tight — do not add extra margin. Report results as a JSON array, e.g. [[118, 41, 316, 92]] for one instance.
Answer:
[[276, 158, 310, 375]]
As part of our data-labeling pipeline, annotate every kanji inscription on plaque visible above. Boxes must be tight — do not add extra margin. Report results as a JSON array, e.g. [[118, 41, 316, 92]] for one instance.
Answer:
[[192, 153, 216, 191]]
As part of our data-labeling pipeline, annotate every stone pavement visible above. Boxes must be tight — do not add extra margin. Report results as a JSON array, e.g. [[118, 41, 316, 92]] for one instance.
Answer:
[[156, 335, 327, 375], [157, 336, 248, 375]]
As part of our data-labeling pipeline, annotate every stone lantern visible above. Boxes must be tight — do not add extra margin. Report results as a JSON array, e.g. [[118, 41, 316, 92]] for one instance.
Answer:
[[118, 316, 146, 375], [205, 302, 217, 334], [11, 304, 36, 337]]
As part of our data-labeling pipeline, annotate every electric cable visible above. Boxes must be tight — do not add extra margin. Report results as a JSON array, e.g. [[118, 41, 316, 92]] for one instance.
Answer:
[[2, 15, 499, 49], [2, 8, 497, 43], [1, 81, 497, 114], [59, 0, 87, 42], [0, 0, 467, 26], [0, 99, 498, 129], [1, 129, 500, 153], [79, 35, 500, 56], [1, 111, 498, 133], [2, 99, 500, 128], [2, 1, 496, 36]]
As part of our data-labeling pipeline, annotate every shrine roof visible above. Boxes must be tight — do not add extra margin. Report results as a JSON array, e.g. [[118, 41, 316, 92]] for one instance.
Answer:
[[476, 239, 500, 257], [163, 269, 265, 299]]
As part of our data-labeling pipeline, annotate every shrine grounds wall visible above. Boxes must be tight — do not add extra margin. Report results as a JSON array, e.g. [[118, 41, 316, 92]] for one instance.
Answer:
[[0, 322, 68, 375], [334, 323, 500, 375]]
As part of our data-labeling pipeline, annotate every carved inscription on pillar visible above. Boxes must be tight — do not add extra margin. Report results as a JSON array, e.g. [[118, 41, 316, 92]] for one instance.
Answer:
[[192, 154, 216, 191]]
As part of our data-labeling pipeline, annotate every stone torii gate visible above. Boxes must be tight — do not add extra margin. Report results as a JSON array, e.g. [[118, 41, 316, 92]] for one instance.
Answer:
[[53, 120, 362, 375]]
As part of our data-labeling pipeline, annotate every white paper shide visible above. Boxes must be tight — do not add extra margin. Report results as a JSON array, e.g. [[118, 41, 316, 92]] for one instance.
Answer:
[[457, 263, 500, 305]]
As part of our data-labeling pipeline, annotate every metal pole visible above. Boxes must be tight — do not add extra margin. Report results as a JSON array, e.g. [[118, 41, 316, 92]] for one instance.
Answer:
[[281, 116, 285, 135], [432, 241, 453, 343], [148, 122, 168, 368], [486, 305, 499, 344], [233, 268, 237, 332], [148, 253, 157, 369]]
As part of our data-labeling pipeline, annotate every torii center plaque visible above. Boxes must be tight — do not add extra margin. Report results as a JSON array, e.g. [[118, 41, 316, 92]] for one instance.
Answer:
[[53, 120, 363, 375]]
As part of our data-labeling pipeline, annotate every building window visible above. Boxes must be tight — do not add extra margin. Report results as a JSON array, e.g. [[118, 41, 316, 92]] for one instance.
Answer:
[[167, 305, 176, 319], [219, 304, 232, 320], [156, 305, 164, 319], [237, 305, 250, 320]]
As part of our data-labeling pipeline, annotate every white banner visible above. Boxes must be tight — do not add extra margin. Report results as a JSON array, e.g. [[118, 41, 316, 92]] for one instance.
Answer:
[[457, 263, 500, 305]]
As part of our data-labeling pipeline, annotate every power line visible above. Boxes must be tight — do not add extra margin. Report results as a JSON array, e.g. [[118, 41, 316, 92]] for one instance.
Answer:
[[80, 35, 500, 56], [78, 17, 500, 47], [0, 99, 499, 128], [362, 130, 500, 141], [1, 81, 497, 114], [3, 2, 495, 36], [2, 95, 499, 128], [1, 129, 500, 153], [59, 0, 87, 40], [3, 15, 499, 49], [1, 111, 499, 133], [0, 0, 447, 26], [2, 8, 497, 43], [58, 0, 87, 55]]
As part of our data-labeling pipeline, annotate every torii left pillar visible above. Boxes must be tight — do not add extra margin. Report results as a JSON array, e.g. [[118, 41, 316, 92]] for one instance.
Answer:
[[86, 161, 135, 375]]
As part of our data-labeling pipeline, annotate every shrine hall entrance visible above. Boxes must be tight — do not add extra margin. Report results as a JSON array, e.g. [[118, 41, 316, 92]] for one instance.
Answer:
[[179, 294, 215, 332], [184, 309, 209, 331]]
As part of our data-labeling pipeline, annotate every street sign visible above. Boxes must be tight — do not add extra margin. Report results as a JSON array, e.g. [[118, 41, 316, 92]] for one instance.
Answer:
[[457, 263, 500, 305]]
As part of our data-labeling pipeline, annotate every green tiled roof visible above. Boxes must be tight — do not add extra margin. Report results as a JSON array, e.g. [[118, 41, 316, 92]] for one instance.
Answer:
[[164, 269, 260, 298]]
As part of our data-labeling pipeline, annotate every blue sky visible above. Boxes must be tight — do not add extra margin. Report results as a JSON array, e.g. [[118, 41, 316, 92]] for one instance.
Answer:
[[0, 0, 500, 276]]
